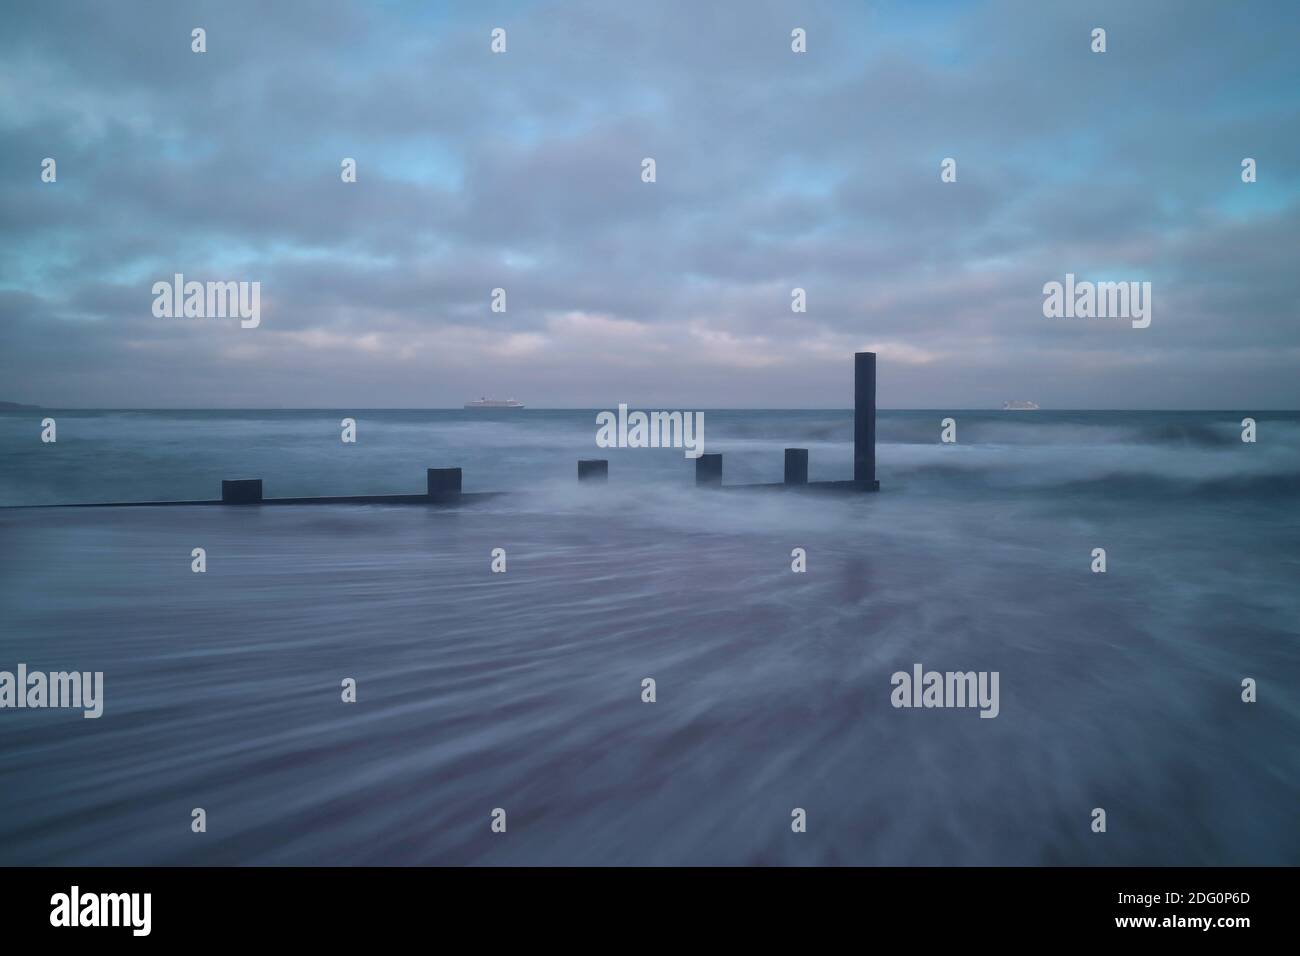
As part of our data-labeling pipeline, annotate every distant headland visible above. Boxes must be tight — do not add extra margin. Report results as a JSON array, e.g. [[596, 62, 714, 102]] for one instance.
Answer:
[[0, 401, 41, 410]]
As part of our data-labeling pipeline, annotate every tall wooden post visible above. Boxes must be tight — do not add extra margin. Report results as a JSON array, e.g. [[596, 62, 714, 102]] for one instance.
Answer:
[[854, 352, 876, 487]]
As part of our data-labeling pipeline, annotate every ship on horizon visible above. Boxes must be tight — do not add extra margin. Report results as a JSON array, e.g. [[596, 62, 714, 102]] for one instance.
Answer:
[[464, 397, 525, 409], [1002, 400, 1040, 411]]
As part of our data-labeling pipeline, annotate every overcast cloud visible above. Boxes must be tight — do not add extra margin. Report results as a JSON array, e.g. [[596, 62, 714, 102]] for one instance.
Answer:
[[1, 0, 1298, 408]]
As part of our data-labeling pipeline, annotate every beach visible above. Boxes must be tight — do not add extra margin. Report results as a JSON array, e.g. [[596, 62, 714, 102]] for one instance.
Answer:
[[0, 410, 1296, 864]]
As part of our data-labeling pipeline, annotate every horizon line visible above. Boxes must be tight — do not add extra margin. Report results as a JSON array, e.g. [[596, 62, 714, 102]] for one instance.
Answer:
[[3, 406, 1297, 413]]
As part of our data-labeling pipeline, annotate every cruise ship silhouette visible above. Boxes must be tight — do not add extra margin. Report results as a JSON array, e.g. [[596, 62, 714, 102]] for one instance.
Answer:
[[464, 397, 525, 409]]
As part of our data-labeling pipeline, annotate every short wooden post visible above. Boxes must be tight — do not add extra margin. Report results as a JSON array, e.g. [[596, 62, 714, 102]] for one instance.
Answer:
[[221, 479, 262, 504], [427, 467, 462, 500], [784, 448, 809, 485], [578, 459, 608, 482], [695, 453, 722, 487]]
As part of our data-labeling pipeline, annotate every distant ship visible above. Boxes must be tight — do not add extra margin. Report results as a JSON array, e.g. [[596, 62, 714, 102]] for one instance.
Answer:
[[464, 397, 525, 409], [1002, 400, 1040, 411]]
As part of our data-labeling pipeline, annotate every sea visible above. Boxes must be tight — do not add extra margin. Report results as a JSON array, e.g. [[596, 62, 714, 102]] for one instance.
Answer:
[[0, 409, 1297, 865]]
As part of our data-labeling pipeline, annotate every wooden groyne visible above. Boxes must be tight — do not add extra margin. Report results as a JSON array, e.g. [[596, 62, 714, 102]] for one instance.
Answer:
[[4, 352, 880, 509]]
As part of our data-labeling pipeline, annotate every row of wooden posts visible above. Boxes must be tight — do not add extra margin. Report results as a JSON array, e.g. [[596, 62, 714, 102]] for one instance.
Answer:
[[2, 353, 875, 509], [220, 447, 819, 504], [217, 352, 878, 504]]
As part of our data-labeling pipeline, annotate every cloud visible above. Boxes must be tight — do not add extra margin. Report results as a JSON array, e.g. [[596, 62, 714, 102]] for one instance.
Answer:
[[1, 0, 1298, 408]]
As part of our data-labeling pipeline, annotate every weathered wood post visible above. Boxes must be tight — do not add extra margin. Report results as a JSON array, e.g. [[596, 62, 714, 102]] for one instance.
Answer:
[[695, 453, 722, 487], [221, 479, 262, 504], [784, 448, 808, 485], [427, 467, 462, 501], [854, 351, 877, 488], [578, 459, 608, 482]]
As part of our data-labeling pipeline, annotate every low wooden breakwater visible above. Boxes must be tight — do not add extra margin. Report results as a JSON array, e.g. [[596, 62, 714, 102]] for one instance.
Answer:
[[4, 352, 880, 509]]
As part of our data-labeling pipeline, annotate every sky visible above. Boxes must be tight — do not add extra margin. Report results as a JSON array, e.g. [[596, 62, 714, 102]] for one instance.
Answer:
[[1, 0, 1298, 409]]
